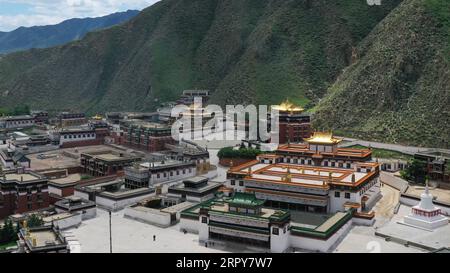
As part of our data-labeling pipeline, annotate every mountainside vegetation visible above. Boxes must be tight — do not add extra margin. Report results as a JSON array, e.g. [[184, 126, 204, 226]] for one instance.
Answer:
[[313, 0, 450, 148], [0, 0, 448, 148]]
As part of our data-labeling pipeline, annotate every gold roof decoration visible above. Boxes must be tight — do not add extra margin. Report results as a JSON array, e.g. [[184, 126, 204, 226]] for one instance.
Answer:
[[305, 131, 343, 145], [92, 114, 103, 120], [272, 99, 304, 112]]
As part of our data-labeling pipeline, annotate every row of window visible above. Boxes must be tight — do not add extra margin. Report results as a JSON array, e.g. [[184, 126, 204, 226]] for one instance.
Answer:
[[230, 180, 244, 186], [272, 225, 288, 235], [63, 133, 94, 139], [155, 168, 192, 179], [334, 191, 351, 199]]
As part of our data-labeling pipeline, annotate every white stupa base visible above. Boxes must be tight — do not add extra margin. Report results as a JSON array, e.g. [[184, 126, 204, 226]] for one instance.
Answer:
[[404, 215, 448, 230]]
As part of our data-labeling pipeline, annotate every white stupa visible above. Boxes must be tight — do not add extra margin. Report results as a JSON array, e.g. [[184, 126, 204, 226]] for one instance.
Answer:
[[404, 180, 448, 230]]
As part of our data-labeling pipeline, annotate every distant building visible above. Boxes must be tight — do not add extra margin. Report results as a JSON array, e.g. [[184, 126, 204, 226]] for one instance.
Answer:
[[74, 178, 155, 211], [120, 119, 176, 152], [414, 151, 449, 183], [167, 176, 222, 203], [54, 196, 96, 220], [80, 150, 142, 177], [0, 115, 35, 129], [31, 111, 49, 125], [177, 90, 210, 105], [57, 112, 87, 127], [270, 99, 312, 144], [124, 160, 196, 188], [0, 168, 49, 219], [51, 122, 110, 148], [0, 147, 31, 169]]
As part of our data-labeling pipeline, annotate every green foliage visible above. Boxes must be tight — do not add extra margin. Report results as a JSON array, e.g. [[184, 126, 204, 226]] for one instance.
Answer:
[[400, 158, 427, 183], [80, 174, 93, 180], [218, 146, 262, 159], [0, 219, 17, 244], [27, 214, 44, 228], [424, 0, 450, 60], [0, 105, 30, 116]]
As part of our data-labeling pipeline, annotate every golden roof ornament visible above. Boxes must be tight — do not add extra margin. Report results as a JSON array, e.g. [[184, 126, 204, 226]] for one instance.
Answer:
[[305, 131, 343, 145]]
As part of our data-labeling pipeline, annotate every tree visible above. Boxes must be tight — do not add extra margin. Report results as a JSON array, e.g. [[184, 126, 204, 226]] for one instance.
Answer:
[[401, 158, 427, 183], [0, 219, 17, 244], [27, 214, 44, 228]]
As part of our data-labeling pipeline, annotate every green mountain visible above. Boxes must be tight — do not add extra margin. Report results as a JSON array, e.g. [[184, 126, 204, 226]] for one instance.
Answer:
[[0, 10, 139, 54], [313, 0, 450, 148], [0, 0, 448, 147], [0, 0, 399, 112]]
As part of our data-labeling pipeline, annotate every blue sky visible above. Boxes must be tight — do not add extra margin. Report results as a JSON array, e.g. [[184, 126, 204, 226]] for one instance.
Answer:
[[0, 0, 161, 32]]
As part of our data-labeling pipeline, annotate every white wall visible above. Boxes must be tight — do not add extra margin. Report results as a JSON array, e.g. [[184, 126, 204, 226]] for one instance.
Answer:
[[48, 185, 63, 196], [74, 190, 90, 201], [51, 213, 82, 230], [180, 217, 199, 234], [149, 167, 196, 184], [270, 224, 290, 253], [95, 192, 154, 211], [60, 132, 96, 146], [289, 220, 353, 252], [124, 207, 171, 227]]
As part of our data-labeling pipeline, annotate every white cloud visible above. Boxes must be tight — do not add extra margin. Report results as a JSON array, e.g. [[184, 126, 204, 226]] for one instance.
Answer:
[[0, 0, 161, 31]]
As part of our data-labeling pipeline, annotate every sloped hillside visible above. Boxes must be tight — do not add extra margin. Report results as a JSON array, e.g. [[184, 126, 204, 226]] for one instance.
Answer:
[[313, 0, 450, 147], [0, 0, 400, 114]]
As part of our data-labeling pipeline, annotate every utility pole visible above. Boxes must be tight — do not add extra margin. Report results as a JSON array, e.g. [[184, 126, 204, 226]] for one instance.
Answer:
[[109, 210, 112, 253]]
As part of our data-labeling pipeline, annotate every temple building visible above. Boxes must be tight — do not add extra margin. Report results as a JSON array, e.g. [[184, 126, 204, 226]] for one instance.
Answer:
[[224, 132, 379, 214], [56, 112, 87, 128], [0, 168, 49, 219], [120, 120, 176, 152], [403, 180, 448, 230], [80, 150, 142, 177], [270, 99, 312, 144], [124, 159, 196, 188], [167, 176, 222, 203], [0, 115, 35, 130], [180, 192, 355, 253]]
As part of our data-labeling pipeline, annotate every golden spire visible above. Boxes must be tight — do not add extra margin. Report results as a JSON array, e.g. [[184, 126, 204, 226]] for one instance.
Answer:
[[272, 99, 304, 112], [305, 131, 343, 145]]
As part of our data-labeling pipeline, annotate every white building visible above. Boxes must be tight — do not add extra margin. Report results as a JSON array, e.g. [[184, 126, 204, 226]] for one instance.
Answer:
[[403, 181, 449, 230]]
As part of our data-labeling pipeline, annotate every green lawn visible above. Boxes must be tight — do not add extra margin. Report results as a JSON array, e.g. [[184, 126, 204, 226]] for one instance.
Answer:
[[347, 145, 412, 161], [0, 241, 17, 251]]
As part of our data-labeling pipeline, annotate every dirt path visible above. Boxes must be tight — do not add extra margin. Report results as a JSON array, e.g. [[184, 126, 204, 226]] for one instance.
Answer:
[[372, 184, 400, 228]]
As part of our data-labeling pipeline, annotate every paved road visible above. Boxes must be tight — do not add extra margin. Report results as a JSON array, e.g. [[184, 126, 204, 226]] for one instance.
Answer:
[[339, 137, 450, 155], [380, 172, 408, 192]]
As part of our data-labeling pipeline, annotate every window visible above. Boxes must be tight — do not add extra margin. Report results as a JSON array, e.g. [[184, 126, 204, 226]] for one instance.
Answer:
[[272, 227, 279, 235], [27, 204, 32, 210], [230, 180, 235, 186], [239, 181, 244, 186], [345, 192, 351, 199], [334, 191, 340, 198], [201, 217, 208, 224]]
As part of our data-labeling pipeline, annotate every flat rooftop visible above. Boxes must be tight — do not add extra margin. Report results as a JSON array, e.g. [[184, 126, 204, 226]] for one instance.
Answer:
[[230, 161, 377, 188], [49, 173, 82, 186], [4, 172, 41, 182], [277, 144, 372, 158], [26, 229, 64, 248]]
